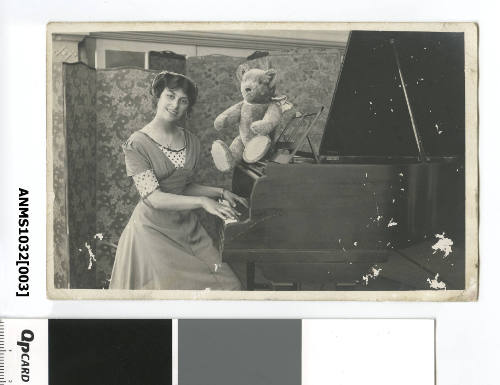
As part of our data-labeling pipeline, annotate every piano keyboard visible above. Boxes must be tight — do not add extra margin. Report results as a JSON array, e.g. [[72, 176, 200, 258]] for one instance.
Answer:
[[219, 199, 239, 225]]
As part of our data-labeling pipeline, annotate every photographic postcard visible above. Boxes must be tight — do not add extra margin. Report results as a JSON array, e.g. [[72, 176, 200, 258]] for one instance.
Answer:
[[46, 22, 478, 300]]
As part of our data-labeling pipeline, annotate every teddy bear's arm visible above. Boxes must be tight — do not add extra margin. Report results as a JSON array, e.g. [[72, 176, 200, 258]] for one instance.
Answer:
[[214, 101, 243, 131], [250, 103, 283, 136]]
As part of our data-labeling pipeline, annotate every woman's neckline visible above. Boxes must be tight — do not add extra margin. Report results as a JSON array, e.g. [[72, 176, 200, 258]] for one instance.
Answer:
[[138, 125, 187, 152]]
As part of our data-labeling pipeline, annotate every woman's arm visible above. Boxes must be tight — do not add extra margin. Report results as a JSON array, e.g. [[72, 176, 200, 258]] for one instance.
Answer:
[[146, 190, 238, 221], [184, 183, 248, 208], [184, 183, 223, 199], [146, 189, 206, 210]]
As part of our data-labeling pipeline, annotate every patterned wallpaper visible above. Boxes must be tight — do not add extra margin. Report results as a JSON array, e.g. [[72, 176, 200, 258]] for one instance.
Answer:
[[186, 54, 246, 189], [60, 47, 344, 288], [52, 40, 81, 289], [95, 68, 158, 286], [52, 62, 69, 289], [242, 48, 343, 151], [186, 48, 343, 190], [64, 63, 98, 288]]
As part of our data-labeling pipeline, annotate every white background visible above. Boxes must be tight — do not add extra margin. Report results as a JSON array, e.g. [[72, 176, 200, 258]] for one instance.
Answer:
[[302, 319, 435, 385], [0, 1, 498, 384]]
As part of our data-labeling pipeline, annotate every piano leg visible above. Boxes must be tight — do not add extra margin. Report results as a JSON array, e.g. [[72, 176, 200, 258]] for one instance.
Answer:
[[244, 262, 304, 291], [246, 262, 256, 291]]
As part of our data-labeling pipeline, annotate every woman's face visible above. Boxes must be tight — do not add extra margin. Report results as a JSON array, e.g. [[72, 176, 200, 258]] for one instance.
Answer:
[[156, 87, 190, 122]]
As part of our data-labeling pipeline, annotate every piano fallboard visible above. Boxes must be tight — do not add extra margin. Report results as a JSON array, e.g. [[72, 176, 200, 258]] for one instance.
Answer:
[[224, 159, 462, 255]]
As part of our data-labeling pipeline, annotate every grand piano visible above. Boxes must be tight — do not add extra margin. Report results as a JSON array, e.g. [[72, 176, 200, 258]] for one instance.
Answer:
[[222, 31, 465, 290]]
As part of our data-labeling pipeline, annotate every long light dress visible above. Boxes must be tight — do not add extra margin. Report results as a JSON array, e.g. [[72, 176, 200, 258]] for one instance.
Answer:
[[109, 129, 241, 290]]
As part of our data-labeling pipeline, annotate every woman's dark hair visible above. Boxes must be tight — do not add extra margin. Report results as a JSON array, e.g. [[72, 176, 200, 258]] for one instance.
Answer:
[[150, 71, 198, 112]]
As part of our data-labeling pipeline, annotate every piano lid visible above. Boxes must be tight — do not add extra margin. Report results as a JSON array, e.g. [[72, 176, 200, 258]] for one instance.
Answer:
[[319, 31, 465, 158]]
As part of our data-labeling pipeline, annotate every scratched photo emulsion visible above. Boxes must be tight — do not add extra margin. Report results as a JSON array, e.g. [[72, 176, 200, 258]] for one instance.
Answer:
[[46, 24, 477, 299]]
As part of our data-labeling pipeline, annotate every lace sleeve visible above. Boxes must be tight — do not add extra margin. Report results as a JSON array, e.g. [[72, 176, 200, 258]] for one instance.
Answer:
[[132, 169, 159, 198]]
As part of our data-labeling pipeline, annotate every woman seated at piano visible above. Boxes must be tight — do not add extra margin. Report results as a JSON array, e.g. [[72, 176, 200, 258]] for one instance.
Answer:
[[109, 71, 247, 290]]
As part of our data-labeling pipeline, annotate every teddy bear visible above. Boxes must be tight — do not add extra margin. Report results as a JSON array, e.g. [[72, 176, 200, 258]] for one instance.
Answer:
[[211, 67, 284, 172]]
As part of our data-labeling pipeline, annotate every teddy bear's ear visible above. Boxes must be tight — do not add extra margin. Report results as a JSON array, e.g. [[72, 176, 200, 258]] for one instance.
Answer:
[[236, 65, 247, 82], [265, 69, 278, 88]]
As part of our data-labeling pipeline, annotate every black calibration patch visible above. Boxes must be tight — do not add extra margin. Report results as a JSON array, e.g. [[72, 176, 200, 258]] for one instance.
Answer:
[[0, 319, 173, 385]]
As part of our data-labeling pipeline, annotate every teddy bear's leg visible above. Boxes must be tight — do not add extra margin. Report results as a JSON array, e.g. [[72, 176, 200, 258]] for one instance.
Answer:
[[229, 136, 245, 163], [211, 140, 235, 172]]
